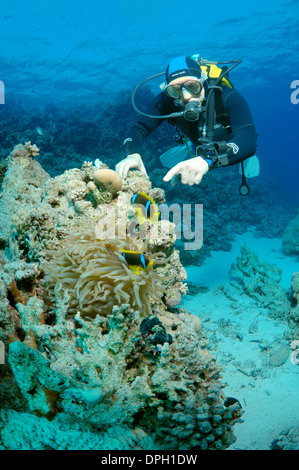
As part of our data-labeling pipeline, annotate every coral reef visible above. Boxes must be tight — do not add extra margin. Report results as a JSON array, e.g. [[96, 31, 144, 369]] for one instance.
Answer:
[[218, 246, 299, 357], [282, 207, 299, 255], [229, 244, 291, 320], [0, 148, 243, 450], [0, 143, 52, 257], [271, 427, 299, 450], [3, 304, 242, 450], [0, 408, 153, 450], [11, 141, 40, 158]]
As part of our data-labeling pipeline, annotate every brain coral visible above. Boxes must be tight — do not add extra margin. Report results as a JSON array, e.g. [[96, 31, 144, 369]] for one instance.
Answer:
[[44, 216, 167, 318], [93, 169, 122, 195]]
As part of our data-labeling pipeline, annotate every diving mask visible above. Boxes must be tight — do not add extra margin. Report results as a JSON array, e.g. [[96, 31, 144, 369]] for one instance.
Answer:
[[165, 78, 203, 99], [130, 57, 241, 121]]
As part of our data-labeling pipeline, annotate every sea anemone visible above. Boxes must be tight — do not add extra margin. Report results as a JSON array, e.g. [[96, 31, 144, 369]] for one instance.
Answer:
[[44, 214, 168, 319]]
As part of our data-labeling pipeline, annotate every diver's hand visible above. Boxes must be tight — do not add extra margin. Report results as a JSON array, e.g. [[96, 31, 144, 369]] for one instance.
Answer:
[[163, 156, 209, 186], [115, 153, 148, 179]]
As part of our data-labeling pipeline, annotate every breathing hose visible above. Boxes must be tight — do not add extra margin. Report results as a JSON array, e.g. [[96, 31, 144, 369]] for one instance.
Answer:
[[131, 59, 242, 122]]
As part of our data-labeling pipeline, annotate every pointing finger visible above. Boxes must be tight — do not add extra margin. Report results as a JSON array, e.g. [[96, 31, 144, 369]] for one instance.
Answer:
[[163, 163, 182, 182]]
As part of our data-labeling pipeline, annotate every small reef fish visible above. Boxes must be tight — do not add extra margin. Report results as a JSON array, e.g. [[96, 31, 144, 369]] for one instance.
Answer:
[[121, 249, 153, 275], [36, 126, 44, 136], [131, 192, 160, 224]]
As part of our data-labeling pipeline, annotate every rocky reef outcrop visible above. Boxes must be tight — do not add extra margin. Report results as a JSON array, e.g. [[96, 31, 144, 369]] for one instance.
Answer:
[[229, 244, 291, 320], [220, 244, 299, 346], [0, 144, 243, 450], [282, 207, 299, 255], [271, 426, 299, 450]]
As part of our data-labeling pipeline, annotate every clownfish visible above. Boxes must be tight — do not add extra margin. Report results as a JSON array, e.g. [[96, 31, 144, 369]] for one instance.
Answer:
[[121, 249, 153, 275], [131, 192, 160, 224]]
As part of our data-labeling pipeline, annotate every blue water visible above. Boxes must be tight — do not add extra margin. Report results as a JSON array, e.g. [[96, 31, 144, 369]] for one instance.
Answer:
[[0, 0, 298, 198]]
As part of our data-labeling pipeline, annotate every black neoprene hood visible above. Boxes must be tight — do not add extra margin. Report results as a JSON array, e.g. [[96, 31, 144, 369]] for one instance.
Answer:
[[165, 56, 202, 83]]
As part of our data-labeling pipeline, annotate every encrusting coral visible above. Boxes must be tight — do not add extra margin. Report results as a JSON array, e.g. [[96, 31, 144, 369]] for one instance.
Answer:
[[11, 141, 40, 158], [4, 303, 243, 450]]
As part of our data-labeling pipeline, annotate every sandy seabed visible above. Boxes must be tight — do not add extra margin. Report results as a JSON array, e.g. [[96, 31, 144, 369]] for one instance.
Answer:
[[182, 229, 299, 450]]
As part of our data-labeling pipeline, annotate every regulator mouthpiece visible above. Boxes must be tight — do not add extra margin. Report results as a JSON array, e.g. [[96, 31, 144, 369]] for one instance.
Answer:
[[183, 101, 201, 121]]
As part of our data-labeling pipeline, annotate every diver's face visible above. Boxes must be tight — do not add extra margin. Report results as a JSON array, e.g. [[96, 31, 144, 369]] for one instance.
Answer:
[[178, 86, 205, 106], [166, 76, 205, 105]]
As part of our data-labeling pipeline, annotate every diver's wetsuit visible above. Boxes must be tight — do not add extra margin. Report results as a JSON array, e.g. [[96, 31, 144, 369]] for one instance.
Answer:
[[125, 86, 257, 167]]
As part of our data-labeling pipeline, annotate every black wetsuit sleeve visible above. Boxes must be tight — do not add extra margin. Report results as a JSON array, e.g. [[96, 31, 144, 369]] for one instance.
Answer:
[[223, 88, 257, 165], [124, 93, 173, 155]]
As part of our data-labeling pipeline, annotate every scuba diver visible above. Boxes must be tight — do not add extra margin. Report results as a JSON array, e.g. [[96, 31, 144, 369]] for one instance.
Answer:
[[115, 55, 258, 191]]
